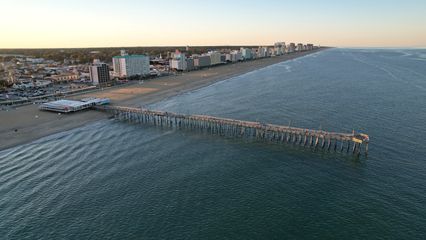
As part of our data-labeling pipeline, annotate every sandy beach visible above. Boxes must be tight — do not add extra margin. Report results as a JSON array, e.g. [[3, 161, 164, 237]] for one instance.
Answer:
[[0, 49, 325, 151]]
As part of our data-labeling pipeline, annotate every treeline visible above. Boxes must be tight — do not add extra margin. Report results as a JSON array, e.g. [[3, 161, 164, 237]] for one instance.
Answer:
[[0, 46, 257, 64]]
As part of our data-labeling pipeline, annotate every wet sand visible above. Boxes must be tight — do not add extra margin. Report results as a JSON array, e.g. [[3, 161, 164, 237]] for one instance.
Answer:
[[0, 49, 326, 151]]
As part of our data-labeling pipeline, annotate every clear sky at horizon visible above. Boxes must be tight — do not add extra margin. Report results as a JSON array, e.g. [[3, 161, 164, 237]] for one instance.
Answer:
[[1, 0, 425, 48]]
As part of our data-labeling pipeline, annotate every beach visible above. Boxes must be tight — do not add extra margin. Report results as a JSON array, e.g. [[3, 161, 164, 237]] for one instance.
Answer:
[[0, 49, 324, 151]]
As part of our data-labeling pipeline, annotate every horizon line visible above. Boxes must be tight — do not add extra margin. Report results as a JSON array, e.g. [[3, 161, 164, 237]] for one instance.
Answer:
[[0, 45, 425, 51]]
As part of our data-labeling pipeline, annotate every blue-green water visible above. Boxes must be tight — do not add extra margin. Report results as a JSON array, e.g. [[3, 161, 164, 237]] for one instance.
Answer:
[[1, 49, 426, 239]]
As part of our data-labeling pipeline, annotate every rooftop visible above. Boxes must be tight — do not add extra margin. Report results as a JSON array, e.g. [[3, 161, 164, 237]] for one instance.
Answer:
[[113, 54, 148, 59]]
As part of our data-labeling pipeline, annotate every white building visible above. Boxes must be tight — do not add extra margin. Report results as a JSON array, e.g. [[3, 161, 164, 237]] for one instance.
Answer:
[[258, 47, 269, 58], [287, 43, 296, 53], [113, 51, 150, 78], [169, 53, 187, 71], [7, 70, 15, 84], [207, 51, 222, 65], [26, 58, 45, 64], [274, 42, 286, 55], [240, 48, 253, 60], [229, 50, 242, 62]]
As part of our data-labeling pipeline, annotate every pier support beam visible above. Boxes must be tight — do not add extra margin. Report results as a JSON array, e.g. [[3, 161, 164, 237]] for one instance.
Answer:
[[314, 137, 319, 149], [327, 138, 331, 151], [352, 142, 357, 154], [365, 143, 369, 155], [346, 140, 351, 153]]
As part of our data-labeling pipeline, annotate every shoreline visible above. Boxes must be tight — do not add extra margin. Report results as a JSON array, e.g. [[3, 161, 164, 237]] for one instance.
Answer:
[[0, 48, 327, 151]]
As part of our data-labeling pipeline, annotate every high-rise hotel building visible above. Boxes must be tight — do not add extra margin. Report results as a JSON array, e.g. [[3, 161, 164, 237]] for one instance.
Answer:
[[113, 51, 150, 78]]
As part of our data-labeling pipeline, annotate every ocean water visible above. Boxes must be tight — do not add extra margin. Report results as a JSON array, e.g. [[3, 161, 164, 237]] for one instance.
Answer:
[[1, 49, 426, 239]]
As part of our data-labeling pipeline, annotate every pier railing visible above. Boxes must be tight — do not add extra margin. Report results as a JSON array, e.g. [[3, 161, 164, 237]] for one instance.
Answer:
[[95, 105, 369, 155]]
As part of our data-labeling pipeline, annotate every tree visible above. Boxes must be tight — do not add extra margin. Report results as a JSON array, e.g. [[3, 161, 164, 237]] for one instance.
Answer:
[[0, 79, 12, 88]]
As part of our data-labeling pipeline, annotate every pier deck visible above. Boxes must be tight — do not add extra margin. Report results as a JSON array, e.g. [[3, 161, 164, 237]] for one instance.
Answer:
[[95, 105, 369, 155]]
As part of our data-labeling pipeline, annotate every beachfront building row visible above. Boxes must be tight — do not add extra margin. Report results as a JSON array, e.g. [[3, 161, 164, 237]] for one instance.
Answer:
[[111, 42, 318, 75], [168, 42, 317, 71], [296, 43, 315, 52]]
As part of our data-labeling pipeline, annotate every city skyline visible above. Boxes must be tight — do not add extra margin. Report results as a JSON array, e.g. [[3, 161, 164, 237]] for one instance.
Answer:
[[1, 0, 426, 48]]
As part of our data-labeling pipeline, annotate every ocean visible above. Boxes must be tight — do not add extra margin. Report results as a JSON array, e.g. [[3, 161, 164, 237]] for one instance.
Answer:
[[1, 49, 425, 239]]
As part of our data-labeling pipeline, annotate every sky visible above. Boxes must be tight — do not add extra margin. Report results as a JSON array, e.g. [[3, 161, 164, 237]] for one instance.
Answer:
[[0, 0, 425, 48]]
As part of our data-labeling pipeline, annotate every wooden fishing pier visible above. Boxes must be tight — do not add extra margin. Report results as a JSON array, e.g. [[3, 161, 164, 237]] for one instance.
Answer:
[[95, 106, 369, 155]]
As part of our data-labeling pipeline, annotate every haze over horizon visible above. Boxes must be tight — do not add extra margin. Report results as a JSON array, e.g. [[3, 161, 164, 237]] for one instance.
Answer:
[[1, 0, 425, 49]]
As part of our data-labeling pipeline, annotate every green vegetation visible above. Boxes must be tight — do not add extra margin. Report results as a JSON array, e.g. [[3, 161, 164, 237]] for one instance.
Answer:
[[0, 79, 12, 90]]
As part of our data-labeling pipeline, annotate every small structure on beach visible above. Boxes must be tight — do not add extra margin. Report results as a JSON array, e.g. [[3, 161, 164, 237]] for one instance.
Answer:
[[39, 98, 110, 113]]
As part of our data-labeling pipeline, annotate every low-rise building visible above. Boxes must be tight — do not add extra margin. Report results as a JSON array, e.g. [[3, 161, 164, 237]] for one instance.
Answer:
[[51, 73, 79, 83], [26, 58, 45, 64]]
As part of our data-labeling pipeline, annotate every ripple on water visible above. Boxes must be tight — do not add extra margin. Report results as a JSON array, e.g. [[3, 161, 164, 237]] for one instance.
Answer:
[[1, 49, 426, 239]]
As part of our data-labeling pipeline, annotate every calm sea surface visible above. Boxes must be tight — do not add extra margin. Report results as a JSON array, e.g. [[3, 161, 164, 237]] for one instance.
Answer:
[[1, 49, 425, 239]]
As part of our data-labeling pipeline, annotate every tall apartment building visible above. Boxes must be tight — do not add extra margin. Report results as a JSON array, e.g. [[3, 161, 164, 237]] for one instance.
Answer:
[[208, 51, 222, 65], [170, 53, 187, 71], [240, 48, 253, 60], [257, 47, 269, 58], [193, 55, 211, 69], [227, 50, 242, 62], [89, 59, 110, 86], [186, 58, 195, 71], [113, 51, 150, 78], [287, 43, 296, 53], [274, 42, 286, 55]]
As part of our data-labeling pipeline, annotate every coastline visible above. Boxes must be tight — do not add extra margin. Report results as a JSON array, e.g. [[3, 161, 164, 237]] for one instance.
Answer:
[[0, 48, 327, 151]]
